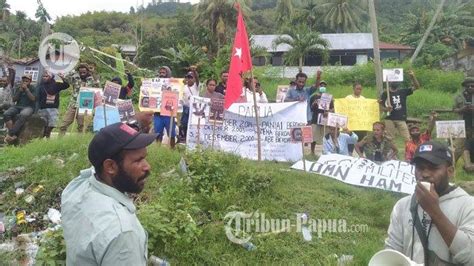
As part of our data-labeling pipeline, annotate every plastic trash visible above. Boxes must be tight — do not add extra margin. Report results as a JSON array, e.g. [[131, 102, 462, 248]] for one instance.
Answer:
[[300, 213, 312, 242], [337, 254, 354, 265], [47, 208, 61, 224], [149, 255, 170, 266], [241, 241, 257, 251], [179, 157, 188, 174], [15, 188, 25, 196]]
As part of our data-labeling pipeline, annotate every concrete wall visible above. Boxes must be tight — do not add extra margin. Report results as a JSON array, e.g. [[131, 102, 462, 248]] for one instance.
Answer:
[[255, 66, 354, 79]]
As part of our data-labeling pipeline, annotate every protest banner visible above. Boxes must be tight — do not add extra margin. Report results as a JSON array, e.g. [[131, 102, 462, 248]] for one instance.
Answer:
[[160, 91, 179, 117], [334, 99, 379, 131], [138, 78, 185, 112], [291, 154, 416, 194], [318, 93, 333, 110], [327, 113, 348, 128], [103, 81, 121, 106], [93, 105, 120, 132], [78, 89, 94, 115], [187, 97, 307, 161], [436, 120, 466, 138], [383, 68, 404, 82], [117, 99, 137, 124], [276, 85, 289, 103]]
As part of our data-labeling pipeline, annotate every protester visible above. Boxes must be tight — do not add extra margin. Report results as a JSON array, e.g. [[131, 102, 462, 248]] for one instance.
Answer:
[[285, 71, 321, 125], [3, 74, 35, 144], [323, 127, 358, 156], [179, 69, 199, 143], [405, 112, 437, 162], [215, 70, 228, 95], [0, 65, 15, 111], [37, 71, 70, 138], [380, 70, 420, 141], [112, 69, 135, 100], [243, 77, 268, 103], [384, 141, 474, 265], [203, 79, 224, 99], [355, 122, 399, 163], [453, 76, 474, 162], [346, 82, 367, 155], [309, 89, 334, 155], [61, 123, 156, 265], [154, 66, 177, 148], [59, 63, 100, 135], [463, 138, 474, 172]]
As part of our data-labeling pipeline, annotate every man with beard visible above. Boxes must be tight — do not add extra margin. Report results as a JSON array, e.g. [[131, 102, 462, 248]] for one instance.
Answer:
[[61, 123, 157, 265], [59, 63, 100, 135], [37, 71, 69, 138], [405, 112, 437, 162], [384, 141, 474, 265]]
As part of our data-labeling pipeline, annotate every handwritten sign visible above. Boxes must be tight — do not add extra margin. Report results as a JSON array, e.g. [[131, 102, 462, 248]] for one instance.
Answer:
[[383, 68, 404, 82], [334, 99, 379, 131]]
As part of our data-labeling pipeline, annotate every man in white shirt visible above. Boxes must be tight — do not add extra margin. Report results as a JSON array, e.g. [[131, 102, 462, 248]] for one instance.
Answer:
[[179, 70, 199, 142]]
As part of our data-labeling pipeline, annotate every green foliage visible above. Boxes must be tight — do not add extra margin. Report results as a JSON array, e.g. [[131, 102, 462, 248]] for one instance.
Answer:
[[316, 0, 369, 33], [153, 43, 210, 77], [35, 228, 67, 263]]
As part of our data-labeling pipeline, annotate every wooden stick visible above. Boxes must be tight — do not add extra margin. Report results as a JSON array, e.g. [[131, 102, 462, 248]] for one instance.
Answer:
[[196, 117, 201, 146], [82, 110, 88, 134], [103, 103, 108, 128], [385, 80, 391, 116], [249, 72, 262, 161], [449, 132, 456, 182], [211, 116, 217, 149], [169, 108, 174, 148], [301, 140, 306, 171]]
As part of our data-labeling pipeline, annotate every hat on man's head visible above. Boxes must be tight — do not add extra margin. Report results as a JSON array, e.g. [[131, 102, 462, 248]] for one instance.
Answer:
[[412, 141, 453, 165], [111, 77, 123, 86], [462, 77, 474, 87], [185, 71, 194, 78], [320, 80, 327, 86], [88, 123, 157, 170], [21, 74, 32, 81]]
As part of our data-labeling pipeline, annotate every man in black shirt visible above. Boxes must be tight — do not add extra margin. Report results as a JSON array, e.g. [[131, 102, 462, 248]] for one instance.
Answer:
[[215, 70, 228, 95], [380, 70, 420, 141]]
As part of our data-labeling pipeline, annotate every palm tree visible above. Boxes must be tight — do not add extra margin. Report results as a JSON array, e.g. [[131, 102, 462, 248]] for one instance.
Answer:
[[272, 24, 329, 72], [193, 0, 252, 52], [316, 0, 368, 33], [275, 0, 294, 26], [35, 0, 51, 23], [152, 43, 209, 75], [0, 0, 10, 21]]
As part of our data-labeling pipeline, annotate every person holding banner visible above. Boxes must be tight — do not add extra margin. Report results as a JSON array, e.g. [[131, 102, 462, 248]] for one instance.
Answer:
[[322, 126, 358, 156], [59, 63, 100, 135], [384, 141, 474, 265], [355, 122, 399, 163], [37, 71, 70, 138], [380, 70, 420, 141], [112, 70, 135, 100], [345, 82, 368, 155]]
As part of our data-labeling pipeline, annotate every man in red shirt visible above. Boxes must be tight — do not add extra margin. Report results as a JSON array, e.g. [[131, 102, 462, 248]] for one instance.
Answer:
[[405, 112, 437, 162]]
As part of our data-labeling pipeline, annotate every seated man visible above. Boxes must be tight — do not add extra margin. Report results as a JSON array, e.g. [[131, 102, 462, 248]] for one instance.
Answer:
[[385, 141, 474, 265], [355, 122, 398, 163], [4, 74, 36, 144], [323, 126, 358, 156]]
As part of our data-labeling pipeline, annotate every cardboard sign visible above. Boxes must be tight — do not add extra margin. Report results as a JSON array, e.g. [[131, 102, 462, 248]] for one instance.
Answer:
[[334, 98, 379, 131], [276, 85, 290, 103], [93, 105, 120, 132], [103, 81, 121, 106], [318, 93, 332, 110], [209, 98, 225, 124], [117, 99, 137, 124], [138, 78, 185, 112], [436, 120, 466, 138], [383, 68, 404, 82], [290, 126, 313, 143], [317, 113, 328, 126], [78, 90, 95, 115], [160, 91, 179, 117], [327, 113, 348, 128]]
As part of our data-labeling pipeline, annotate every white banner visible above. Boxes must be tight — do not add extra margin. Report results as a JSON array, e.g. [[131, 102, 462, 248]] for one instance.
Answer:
[[291, 154, 416, 194], [186, 97, 307, 161]]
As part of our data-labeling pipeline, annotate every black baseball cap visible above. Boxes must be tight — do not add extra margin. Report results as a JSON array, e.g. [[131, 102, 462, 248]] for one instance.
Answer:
[[412, 141, 453, 165], [185, 71, 194, 78], [88, 123, 157, 169]]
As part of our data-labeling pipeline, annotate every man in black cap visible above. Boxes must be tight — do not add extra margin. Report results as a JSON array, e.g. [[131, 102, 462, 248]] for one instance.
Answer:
[[385, 141, 474, 265], [61, 122, 157, 265]]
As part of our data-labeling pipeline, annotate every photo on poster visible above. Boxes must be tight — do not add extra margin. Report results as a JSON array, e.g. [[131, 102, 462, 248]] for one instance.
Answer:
[[436, 120, 466, 138], [103, 81, 121, 106], [318, 93, 333, 111], [78, 89, 95, 115], [117, 99, 137, 124], [276, 85, 290, 103], [327, 113, 348, 128], [160, 91, 179, 117], [209, 98, 225, 124]]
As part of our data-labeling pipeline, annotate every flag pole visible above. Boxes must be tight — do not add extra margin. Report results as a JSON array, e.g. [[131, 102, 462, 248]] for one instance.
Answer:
[[249, 73, 262, 161]]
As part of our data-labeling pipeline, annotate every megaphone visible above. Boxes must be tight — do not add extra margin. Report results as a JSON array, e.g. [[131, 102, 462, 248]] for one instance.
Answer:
[[369, 249, 423, 266]]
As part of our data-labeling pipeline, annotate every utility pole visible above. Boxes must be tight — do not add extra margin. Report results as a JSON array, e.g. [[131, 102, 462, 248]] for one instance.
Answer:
[[368, 0, 383, 96], [410, 0, 446, 64]]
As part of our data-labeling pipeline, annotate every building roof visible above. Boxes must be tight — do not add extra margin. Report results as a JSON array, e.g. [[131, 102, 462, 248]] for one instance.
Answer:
[[252, 33, 414, 52], [379, 42, 414, 50]]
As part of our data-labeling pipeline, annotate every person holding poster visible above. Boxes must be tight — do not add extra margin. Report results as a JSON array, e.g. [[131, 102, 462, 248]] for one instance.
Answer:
[[322, 126, 358, 156], [60, 63, 100, 135], [37, 71, 70, 138], [243, 77, 268, 103], [203, 79, 224, 99], [384, 141, 474, 265], [453, 77, 474, 162], [380, 70, 420, 141], [355, 122, 399, 163], [284, 71, 321, 124], [154, 66, 177, 148], [179, 70, 199, 143], [345, 82, 368, 155], [112, 70, 135, 100], [309, 90, 334, 156], [405, 112, 437, 162]]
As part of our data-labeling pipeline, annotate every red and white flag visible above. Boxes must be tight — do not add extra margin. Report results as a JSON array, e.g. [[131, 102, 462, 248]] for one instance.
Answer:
[[224, 4, 252, 109]]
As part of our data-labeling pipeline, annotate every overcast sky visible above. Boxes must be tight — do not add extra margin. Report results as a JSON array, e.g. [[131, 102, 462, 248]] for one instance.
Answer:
[[10, 0, 199, 21]]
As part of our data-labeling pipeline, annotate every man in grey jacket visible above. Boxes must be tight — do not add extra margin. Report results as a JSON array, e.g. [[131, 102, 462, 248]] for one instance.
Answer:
[[385, 141, 474, 265]]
